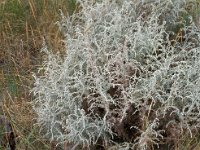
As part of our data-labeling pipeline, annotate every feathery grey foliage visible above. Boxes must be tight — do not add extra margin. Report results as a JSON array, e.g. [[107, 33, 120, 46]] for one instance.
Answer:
[[32, 0, 200, 149]]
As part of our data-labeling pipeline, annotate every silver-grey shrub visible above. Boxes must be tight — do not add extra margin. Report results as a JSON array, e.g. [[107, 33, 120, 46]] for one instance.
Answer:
[[32, 0, 200, 149]]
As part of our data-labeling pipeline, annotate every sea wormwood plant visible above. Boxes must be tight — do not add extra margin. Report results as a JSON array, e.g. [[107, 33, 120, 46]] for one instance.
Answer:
[[32, 0, 200, 149]]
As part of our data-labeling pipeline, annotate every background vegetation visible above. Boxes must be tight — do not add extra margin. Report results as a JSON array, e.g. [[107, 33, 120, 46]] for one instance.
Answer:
[[0, 0, 76, 149], [0, 0, 200, 150]]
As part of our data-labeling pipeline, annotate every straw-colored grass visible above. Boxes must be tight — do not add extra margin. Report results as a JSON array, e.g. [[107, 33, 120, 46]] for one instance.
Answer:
[[0, 0, 76, 149]]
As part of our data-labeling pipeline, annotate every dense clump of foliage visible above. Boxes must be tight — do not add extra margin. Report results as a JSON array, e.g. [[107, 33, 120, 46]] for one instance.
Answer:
[[32, 0, 200, 149]]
